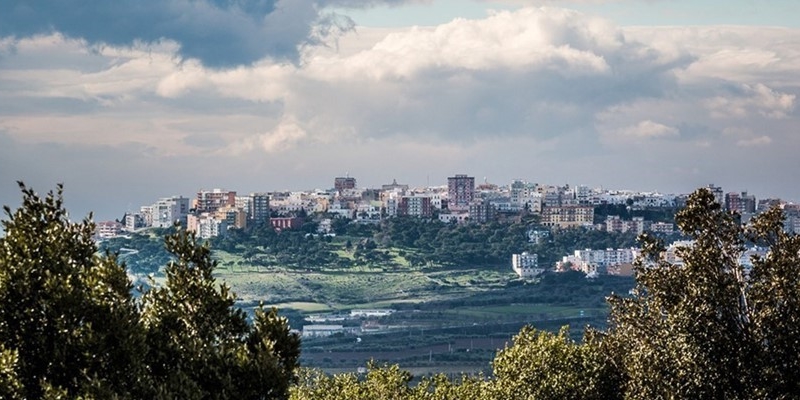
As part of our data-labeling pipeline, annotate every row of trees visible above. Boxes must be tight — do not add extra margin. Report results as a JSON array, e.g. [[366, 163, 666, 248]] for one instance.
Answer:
[[0, 184, 300, 399]]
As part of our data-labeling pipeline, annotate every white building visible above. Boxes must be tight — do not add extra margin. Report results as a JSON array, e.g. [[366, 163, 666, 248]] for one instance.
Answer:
[[151, 196, 190, 228], [95, 221, 123, 240], [302, 324, 348, 338], [438, 212, 469, 224], [187, 213, 228, 239], [512, 252, 544, 279], [560, 248, 640, 275]]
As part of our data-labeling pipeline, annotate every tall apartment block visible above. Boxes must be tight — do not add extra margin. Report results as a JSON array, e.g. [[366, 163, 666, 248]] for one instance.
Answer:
[[725, 191, 756, 213], [151, 196, 191, 228], [334, 176, 357, 191], [196, 189, 237, 213], [249, 192, 270, 224], [447, 174, 475, 210]]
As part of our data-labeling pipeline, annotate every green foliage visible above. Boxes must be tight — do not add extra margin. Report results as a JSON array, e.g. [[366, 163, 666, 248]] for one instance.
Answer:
[[289, 364, 489, 400], [0, 183, 300, 399], [491, 326, 622, 400], [607, 188, 800, 399], [0, 183, 147, 398], [0, 344, 23, 400]]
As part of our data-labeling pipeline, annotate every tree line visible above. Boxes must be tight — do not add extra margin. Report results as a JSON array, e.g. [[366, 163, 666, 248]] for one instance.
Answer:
[[103, 212, 639, 273]]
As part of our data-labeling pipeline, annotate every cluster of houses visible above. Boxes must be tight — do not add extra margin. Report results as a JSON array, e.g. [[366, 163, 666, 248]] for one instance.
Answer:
[[95, 178, 800, 246], [512, 240, 770, 280]]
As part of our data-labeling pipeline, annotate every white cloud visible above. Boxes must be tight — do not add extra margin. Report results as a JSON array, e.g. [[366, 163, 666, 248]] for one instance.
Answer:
[[227, 117, 309, 154], [737, 135, 772, 147], [705, 83, 795, 119], [620, 120, 679, 138]]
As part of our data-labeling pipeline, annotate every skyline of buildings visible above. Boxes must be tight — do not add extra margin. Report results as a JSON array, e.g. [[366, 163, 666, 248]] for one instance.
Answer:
[[99, 173, 800, 242]]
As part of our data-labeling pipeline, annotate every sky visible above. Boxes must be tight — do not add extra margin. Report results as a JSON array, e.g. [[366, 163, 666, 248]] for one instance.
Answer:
[[1, 0, 799, 221]]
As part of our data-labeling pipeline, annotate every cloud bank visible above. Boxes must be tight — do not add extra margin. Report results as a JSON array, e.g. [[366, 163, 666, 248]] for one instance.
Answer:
[[1, 6, 799, 219], [0, 0, 417, 67]]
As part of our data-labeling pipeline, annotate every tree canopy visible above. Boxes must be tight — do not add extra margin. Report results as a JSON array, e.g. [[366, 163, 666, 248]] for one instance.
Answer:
[[0, 183, 300, 399]]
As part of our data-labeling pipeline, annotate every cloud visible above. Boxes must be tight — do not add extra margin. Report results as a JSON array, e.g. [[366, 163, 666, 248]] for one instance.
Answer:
[[736, 135, 772, 147], [229, 117, 309, 153], [620, 120, 679, 138], [0, 0, 414, 67], [3, 5, 800, 215], [705, 83, 795, 119]]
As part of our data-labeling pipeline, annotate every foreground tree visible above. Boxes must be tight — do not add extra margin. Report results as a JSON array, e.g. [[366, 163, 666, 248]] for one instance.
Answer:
[[289, 363, 489, 400], [608, 188, 800, 399], [0, 183, 147, 398], [0, 183, 300, 399], [491, 326, 622, 400], [142, 229, 301, 399]]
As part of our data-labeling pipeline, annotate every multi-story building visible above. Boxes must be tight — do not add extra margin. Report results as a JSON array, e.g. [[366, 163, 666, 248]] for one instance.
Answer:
[[559, 248, 639, 276], [139, 205, 153, 227], [95, 221, 123, 240], [512, 252, 544, 279], [216, 205, 247, 230], [124, 213, 146, 231], [249, 192, 270, 224], [606, 215, 624, 232], [650, 222, 675, 234], [271, 217, 304, 231], [234, 196, 251, 214], [757, 198, 782, 212], [151, 196, 191, 228], [725, 191, 756, 213], [187, 213, 228, 239], [355, 203, 382, 223], [468, 199, 495, 223], [574, 185, 592, 205], [334, 176, 357, 191], [398, 196, 432, 218], [510, 180, 542, 212], [447, 174, 475, 211], [627, 216, 647, 235], [705, 184, 724, 206], [540, 206, 594, 229], [196, 189, 236, 213]]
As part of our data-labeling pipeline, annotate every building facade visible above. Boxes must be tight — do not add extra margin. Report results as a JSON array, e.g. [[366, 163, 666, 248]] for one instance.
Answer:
[[447, 174, 475, 211], [334, 176, 357, 191], [540, 206, 594, 229], [151, 196, 191, 228], [249, 192, 270, 224], [512, 252, 544, 278], [196, 189, 236, 213], [398, 196, 432, 218]]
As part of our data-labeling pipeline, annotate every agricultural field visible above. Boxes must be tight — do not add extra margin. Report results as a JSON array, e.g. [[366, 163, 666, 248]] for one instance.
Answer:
[[209, 254, 632, 374], [105, 222, 637, 374]]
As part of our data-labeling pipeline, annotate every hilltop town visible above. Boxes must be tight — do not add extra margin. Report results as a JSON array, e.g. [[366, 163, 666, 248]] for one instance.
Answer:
[[95, 175, 797, 278]]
